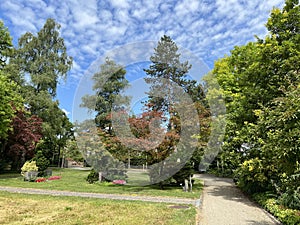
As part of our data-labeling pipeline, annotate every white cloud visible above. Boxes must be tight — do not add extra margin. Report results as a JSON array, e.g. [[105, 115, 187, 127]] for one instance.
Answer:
[[0, 0, 286, 116], [62, 108, 70, 116], [110, 0, 129, 9]]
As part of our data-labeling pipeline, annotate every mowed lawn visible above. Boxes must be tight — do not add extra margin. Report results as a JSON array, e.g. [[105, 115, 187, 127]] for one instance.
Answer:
[[0, 168, 203, 199], [0, 168, 202, 224], [0, 191, 196, 225]]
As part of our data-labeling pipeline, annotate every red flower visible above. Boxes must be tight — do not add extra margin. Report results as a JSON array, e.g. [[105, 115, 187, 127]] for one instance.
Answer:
[[112, 180, 126, 185], [48, 176, 61, 180], [36, 178, 46, 183]]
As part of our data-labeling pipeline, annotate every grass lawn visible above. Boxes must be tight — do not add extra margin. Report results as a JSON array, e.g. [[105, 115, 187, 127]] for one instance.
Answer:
[[0, 191, 196, 225], [0, 168, 203, 199]]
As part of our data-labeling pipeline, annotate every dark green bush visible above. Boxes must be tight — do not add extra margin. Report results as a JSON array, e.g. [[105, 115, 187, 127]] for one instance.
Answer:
[[34, 151, 50, 176], [87, 154, 127, 182], [86, 169, 99, 184], [278, 188, 300, 210], [172, 162, 194, 184]]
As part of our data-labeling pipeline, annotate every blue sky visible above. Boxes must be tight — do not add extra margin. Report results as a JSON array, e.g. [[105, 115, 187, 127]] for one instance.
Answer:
[[0, 0, 284, 122]]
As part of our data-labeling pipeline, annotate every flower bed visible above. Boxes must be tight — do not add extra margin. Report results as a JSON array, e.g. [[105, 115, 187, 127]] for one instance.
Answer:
[[35, 176, 62, 183], [36, 178, 47, 183], [112, 180, 126, 185], [48, 176, 61, 181]]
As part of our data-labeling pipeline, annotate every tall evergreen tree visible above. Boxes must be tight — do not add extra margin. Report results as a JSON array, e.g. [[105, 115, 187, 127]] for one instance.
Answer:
[[81, 57, 129, 133], [80, 58, 129, 179], [144, 35, 192, 112], [144, 35, 209, 187]]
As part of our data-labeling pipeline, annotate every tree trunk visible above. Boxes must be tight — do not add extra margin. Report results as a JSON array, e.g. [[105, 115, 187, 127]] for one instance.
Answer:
[[128, 149, 130, 169]]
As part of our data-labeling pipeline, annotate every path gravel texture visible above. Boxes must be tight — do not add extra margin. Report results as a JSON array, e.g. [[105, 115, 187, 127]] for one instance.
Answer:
[[0, 186, 199, 206], [196, 174, 282, 225]]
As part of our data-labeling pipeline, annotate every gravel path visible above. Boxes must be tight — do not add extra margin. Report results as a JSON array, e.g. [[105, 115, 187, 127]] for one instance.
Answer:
[[195, 174, 282, 225], [0, 186, 199, 206], [0, 175, 283, 224]]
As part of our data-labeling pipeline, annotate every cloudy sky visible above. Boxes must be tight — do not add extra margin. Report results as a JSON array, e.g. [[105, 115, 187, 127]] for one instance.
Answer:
[[0, 0, 284, 121]]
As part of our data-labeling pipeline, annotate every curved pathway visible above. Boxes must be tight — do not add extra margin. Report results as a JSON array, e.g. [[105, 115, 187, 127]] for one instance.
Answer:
[[196, 174, 281, 225]]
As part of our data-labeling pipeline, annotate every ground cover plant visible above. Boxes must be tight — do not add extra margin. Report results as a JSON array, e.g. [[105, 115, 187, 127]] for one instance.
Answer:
[[253, 192, 300, 225]]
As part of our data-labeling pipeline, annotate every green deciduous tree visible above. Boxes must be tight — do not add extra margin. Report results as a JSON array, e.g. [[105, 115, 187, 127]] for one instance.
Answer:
[[10, 19, 74, 165], [0, 72, 23, 141], [0, 20, 13, 69], [211, 0, 299, 200], [15, 18, 72, 97]]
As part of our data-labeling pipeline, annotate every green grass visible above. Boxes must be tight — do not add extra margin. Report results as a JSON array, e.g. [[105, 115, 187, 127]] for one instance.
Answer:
[[0, 168, 203, 199], [0, 191, 196, 225]]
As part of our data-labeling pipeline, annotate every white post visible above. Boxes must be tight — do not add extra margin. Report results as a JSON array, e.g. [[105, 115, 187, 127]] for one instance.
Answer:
[[189, 175, 192, 192], [184, 179, 189, 192], [98, 172, 102, 182]]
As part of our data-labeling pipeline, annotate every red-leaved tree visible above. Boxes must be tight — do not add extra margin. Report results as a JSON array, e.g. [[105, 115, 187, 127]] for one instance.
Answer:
[[6, 110, 43, 170]]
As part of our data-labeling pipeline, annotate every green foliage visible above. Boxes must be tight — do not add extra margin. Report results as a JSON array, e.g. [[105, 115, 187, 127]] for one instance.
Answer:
[[277, 172, 300, 210], [211, 0, 300, 204], [21, 161, 38, 176], [0, 71, 23, 140], [81, 57, 129, 133], [63, 139, 83, 163], [86, 169, 99, 184], [15, 18, 72, 97], [0, 20, 13, 69], [253, 192, 300, 225], [9, 19, 74, 166], [34, 150, 50, 175], [235, 158, 271, 194], [144, 35, 209, 187], [172, 162, 194, 184], [76, 126, 127, 182], [278, 189, 300, 211], [79, 58, 130, 170]]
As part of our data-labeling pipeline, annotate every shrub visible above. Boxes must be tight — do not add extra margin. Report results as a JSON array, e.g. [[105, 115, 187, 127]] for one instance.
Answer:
[[21, 161, 39, 176], [34, 151, 50, 176], [278, 188, 300, 211], [277, 173, 300, 210], [86, 169, 99, 184], [253, 193, 300, 225], [234, 158, 270, 194], [172, 162, 194, 184]]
